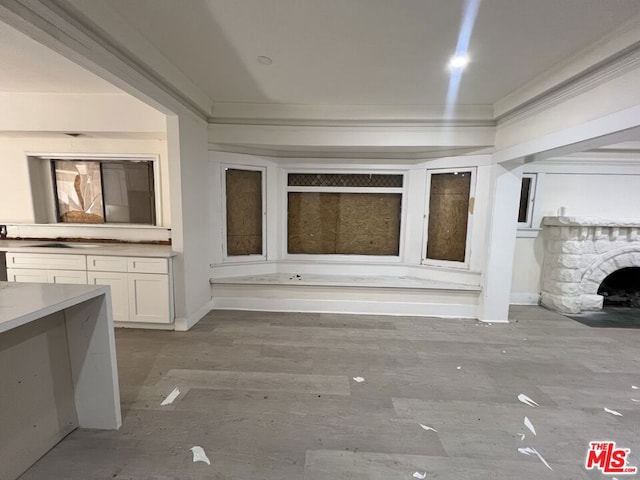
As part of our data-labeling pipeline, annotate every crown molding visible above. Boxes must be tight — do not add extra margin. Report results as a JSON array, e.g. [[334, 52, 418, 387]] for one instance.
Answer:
[[496, 41, 640, 126], [209, 102, 496, 128], [539, 150, 640, 166], [0, 0, 212, 120], [208, 143, 485, 161]]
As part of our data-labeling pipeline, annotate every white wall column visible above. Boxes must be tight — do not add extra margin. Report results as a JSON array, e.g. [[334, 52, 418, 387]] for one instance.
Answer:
[[167, 114, 214, 331], [478, 160, 524, 322]]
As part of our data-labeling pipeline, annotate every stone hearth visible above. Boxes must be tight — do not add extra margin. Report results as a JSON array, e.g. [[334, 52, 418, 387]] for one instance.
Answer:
[[540, 217, 640, 314]]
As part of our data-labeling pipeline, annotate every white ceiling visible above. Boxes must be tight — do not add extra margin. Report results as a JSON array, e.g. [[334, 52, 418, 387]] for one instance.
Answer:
[[0, 21, 119, 93], [102, 0, 640, 106]]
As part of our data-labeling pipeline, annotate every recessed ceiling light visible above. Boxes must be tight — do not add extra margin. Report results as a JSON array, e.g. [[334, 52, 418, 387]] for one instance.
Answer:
[[449, 55, 469, 70], [257, 56, 273, 65]]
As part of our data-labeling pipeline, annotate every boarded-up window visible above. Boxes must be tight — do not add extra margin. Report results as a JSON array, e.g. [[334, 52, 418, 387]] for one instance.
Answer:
[[426, 172, 471, 262], [288, 192, 401, 255], [225, 168, 263, 256]]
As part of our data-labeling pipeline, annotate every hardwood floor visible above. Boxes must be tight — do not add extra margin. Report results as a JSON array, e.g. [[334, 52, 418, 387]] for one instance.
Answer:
[[20, 307, 640, 479]]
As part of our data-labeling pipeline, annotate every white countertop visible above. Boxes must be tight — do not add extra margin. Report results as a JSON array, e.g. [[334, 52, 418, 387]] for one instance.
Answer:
[[0, 282, 110, 334], [0, 240, 176, 257]]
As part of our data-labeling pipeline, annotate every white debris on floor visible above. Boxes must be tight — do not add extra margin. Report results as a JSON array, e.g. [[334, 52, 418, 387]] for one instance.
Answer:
[[517, 393, 539, 407], [523, 417, 536, 435], [190, 446, 211, 465], [352, 376, 365, 383], [419, 424, 437, 432], [412, 471, 427, 479], [604, 407, 623, 416], [160, 387, 180, 406]]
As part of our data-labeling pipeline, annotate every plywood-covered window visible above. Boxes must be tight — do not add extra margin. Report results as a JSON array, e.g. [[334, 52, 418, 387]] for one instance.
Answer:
[[225, 168, 264, 256], [425, 170, 474, 263], [287, 173, 403, 256]]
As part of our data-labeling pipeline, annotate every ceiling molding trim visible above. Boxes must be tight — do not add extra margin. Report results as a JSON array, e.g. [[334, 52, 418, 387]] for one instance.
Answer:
[[209, 117, 496, 128], [207, 143, 487, 161], [539, 151, 640, 165], [209, 103, 496, 128], [495, 41, 640, 126], [0, 0, 211, 120]]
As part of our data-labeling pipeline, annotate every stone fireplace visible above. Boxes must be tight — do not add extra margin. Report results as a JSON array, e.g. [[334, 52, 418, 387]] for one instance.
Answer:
[[540, 217, 640, 314]]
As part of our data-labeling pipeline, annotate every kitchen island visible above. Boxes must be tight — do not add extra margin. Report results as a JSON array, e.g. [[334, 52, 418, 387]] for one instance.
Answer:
[[0, 281, 121, 480]]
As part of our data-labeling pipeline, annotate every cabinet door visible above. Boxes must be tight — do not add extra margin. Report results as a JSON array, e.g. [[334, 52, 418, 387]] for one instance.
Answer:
[[88, 271, 129, 322], [6, 268, 48, 283], [127, 273, 171, 323], [47, 270, 87, 285]]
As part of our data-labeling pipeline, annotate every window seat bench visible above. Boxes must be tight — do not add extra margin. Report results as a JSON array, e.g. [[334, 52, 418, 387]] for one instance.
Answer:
[[210, 273, 481, 318]]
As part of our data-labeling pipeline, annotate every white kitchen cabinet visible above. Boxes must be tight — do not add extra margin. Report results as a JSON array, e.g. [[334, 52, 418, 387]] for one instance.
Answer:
[[7, 268, 48, 283], [47, 269, 87, 284], [127, 257, 168, 274], [88, 256, 173, 325], [87, 271, 129, 322], [127, 273, 171, 323], [87, 255, 127, 272], [6, 253, 86, 285], [6, 251, 173, 326], [6, 252, 86, 270]]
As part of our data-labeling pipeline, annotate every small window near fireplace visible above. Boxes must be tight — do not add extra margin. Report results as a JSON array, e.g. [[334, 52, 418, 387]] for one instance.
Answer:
[[517, 174, 537, 228]]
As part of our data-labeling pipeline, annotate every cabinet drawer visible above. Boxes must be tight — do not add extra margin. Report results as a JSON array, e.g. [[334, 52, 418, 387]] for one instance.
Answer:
[[7, 268, 48, 283], [47, 269, 87, 285], [87, 255, 128, 273], [126, 257, 168, 274], [6, 252, 86, 270]]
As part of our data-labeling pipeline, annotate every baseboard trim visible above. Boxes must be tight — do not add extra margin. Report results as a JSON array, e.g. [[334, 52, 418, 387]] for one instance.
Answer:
[[211, 297, 477, 319], [510, 293, 541, 305], [114, 321, 174, 330], [174, 299, 215, 331]]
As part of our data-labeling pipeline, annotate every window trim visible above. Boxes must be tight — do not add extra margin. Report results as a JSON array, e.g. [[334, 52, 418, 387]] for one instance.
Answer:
[[281, 168, 407, 262], [421, 167, 477, 269], [517, 173, 538, 229], [221, 163, 267, 263], [34, 153, 161, 226]]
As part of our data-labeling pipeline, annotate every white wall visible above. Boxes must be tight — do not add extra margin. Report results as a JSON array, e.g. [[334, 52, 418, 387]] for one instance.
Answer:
[[0, 135, 171, 227], [510, 159, 640, 304], [0, 93, 165, 134], [540, 173, 640, 217], [167, 114, 214, 331]]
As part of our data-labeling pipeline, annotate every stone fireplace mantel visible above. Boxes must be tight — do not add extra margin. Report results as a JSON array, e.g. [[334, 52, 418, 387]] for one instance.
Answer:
[[540, 216, 640, 314]]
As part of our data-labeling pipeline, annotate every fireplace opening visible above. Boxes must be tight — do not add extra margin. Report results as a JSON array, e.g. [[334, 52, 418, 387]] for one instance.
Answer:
[[597, 267, 640, 308]]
